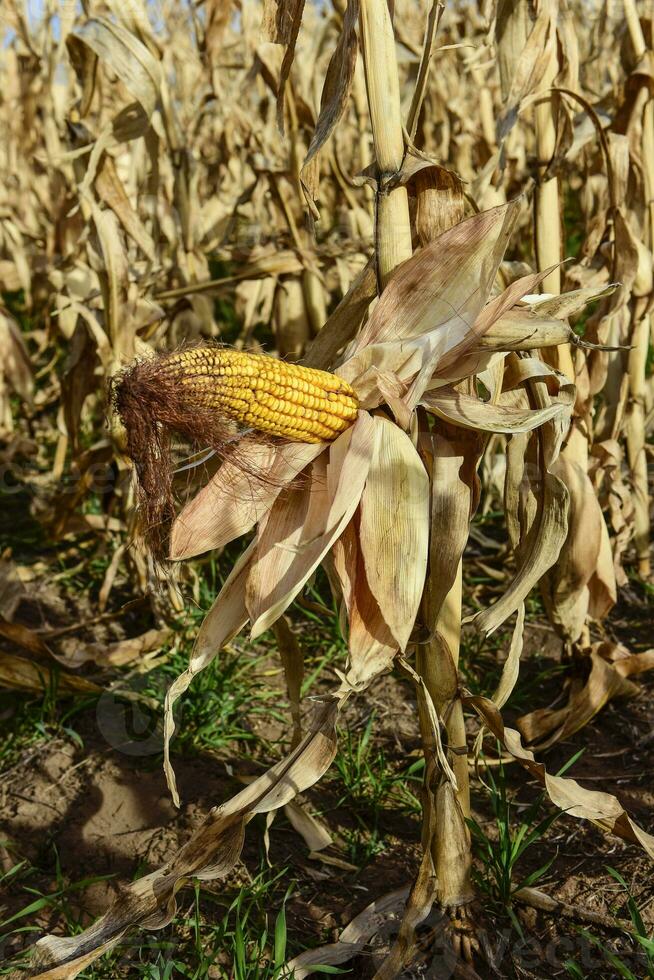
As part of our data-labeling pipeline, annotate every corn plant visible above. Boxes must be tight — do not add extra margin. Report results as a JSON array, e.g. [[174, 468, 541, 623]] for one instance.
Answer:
[[1, 0, 653, 977]]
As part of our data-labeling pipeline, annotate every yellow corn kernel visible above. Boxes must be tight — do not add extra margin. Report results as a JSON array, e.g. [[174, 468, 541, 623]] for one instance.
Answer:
[[161, 347, 358, 443]]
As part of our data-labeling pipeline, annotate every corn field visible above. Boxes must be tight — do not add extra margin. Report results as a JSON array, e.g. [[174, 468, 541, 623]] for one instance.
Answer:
[[0, 0, 653, 976]]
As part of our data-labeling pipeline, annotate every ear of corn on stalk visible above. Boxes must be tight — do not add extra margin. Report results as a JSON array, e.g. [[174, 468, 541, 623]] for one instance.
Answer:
[[111, 346, 359, 555], [156, 346, 359, 442]]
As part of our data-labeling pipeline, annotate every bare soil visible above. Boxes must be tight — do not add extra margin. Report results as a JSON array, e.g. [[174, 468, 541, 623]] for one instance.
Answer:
[[0, 564, 652, 978]]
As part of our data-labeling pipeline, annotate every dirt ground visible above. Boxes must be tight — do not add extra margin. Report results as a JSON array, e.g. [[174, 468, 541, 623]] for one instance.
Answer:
[[0, 525, 652, 978]]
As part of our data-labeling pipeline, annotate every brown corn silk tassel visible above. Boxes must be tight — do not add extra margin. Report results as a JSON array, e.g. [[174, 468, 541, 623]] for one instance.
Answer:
[[111, 345, 359, 556]]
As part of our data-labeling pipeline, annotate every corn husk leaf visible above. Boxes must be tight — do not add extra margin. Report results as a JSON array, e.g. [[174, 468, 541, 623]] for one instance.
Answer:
[[246, 411, 377, 638], [343, 201, 521, 357], [170, 441, 324, 560], [422, 423, 484, 625], [330, 518, 399, 689], [303, 257, 377, 370], [358, 416, 429, 651]]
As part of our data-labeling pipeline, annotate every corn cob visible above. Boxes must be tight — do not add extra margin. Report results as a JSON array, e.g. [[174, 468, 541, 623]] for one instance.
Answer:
[[158, 346, 359, 443]]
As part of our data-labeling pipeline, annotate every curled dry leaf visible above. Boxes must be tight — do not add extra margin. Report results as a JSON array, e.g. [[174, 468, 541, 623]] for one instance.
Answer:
[[517, 648, 639, 749], [470, 355, 575, 636], [541, 431, 617, 642], [273, 615, 304, 748], [60, 627, 171, 668], [469, 695, 654, 860], [0, 651, 101, 697], [422, 386, 566, 434], [27, 697, 342, 979], [286, 886, 411, 978]]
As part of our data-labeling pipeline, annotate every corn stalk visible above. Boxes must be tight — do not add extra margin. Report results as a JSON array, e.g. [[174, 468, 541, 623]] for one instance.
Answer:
[[358, 0, 475, 958], [533, 0, 575, 382], [624, 0, 652, 579], [358, 0, 412, 288]]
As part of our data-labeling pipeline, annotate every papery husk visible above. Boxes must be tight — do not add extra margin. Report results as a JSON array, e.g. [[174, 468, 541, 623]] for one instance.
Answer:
[[170, 440, 324, 560], [246, 411, 377, 637], [358, 416, 429, 652]]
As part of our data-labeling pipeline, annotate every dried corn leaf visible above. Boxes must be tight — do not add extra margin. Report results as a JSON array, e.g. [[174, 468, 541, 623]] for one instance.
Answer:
[[164, 544, 254, 804], [358, 417, 429, 651], [287, 886, 411, 977], [67, 17, 162, 119], [95, 154, 157, 261], [60, 628, 171, 668], [496, 0, 554, 138], [284, 798, 332, 853], [300, 0, 360, 216], [490, 603, 526, 711], [91, 204, 130, 355], [469, 695, 654, 859], [170, 441, 324, 560], [273, 0, 306, 127], [422, 387, 566, 433], [0, 651, 101, 696], [246, 411, 377, 637], [541, 439, 616, 642], [517, 649, 637, 747], [28, 697, 342, 977], [0, 615, 56, 662], [471, 468, 569, 636], [0, 312, 33, 432], [273, 615, 304, 748]]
